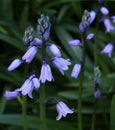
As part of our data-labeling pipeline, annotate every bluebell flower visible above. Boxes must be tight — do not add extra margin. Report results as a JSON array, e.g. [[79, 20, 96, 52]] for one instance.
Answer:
[[30, 38, 42, 47], [52, 57, 71, 75], [32, 76, 40, 89], [56, 101, 74, 120], [43, 23, 51, 42], [86, 33, 94, 40], [8, 59, 22, 71], [4, 89, 20, 100], [71, 63, 81, 79], [103, 18, 114, 32], [39, 63, 54, 83], [68, 39, 82, 46], [90, 11, 96, 24], [22, 46, 38, 63], [19, 75, 40, 98], [101, 43, 114, 58], [94, 89, 101, 99], [100, 7, 109, 15], [49, 44, 61, 57], [111, 16, 115, 23]]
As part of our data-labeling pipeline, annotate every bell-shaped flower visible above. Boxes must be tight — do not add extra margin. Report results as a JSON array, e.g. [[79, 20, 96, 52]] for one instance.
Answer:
[[22, 46, 38, 63], [8, 59, 22, 71], [39, 63, 54, 83], [19, 78, 34, 98], [100, 7, 109, 15], [94, 89, 101, 99], [56, 101, 74, 120], [30, 38, 42, 47], [4, 89, 20, 100], [49, 44, 61, 57], [104, 18, 114, 32], [52, 57, 71, 75], [32, 76, 40, 89], [43, 23, 51, 42], [71, 63, 81, 79], [86, 33, 94, 40], [101, 43, 114, 58], [90, 11, 96, 24], [68, 39, 82, 46], [111, 16, 115, 23]]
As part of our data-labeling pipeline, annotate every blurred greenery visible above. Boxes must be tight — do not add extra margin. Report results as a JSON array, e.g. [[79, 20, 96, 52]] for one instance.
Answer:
[[0, 0, 115, 130]]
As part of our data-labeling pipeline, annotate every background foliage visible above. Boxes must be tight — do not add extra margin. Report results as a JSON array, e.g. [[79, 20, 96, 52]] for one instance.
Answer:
[[0, 0, 115, 130]]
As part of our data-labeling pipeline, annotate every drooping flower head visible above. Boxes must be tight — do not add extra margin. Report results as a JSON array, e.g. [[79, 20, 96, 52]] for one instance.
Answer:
[[19, 74, 40, 98], [103, 18, 114, 32], [56, 101, 74, 120], [101, 43, 114, 58], [52, 57, 71, 75], [39, 62, 54, 83], [48, 44, 61, 57], [68, 39, 82, 46], [71, 63, 81, 79], [86, 33, 94, 40], [100, 7, 109, 15], [22, 46, 38, 63], [4, 89, 20, 100], [8, 59, 22, 71]]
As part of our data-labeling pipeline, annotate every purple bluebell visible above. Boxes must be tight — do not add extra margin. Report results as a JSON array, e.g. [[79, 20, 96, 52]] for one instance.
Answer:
[[30, 38, 42, 46], [22, 46, 38, 63], [71, 63, 81, 79], [19, 75, 40, 98], [56, 101, 74, 120], [101, 43, 114, 58], [94, 89, 101, 99], [32, 76, 40, 89], [52, 57, 71, 75], [39, 63, 54, 83], [68, 39, 81, 46], [4, 89, 20, 100], [86, 33, 94, 40], [111, 16, 115, 23], [49, 44, 61, 57], [8, 59, 22, 71], [100, 7, 109, 15], [79, 22, 86, 33], [90, 11, 96, 24], [103, 18, 114, 32], [43, 23, 51, 42]]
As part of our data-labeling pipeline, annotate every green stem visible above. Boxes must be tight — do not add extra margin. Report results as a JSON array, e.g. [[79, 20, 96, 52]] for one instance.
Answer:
[[91, 100, 97, 130], [40, 84, 47, 130], [22, 65, 28, 130], [78, 32, 86, 130], [22, 96, 27, 130], [39, 37, 47, 130]]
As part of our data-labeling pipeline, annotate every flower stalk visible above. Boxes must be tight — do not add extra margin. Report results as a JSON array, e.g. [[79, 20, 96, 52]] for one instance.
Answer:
[[78, 32, 86, 130]]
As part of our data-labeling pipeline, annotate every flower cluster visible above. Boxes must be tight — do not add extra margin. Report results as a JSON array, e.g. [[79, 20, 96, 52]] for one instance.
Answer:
[[4, 14, 73, 120], [68, 10, 95, 79]]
